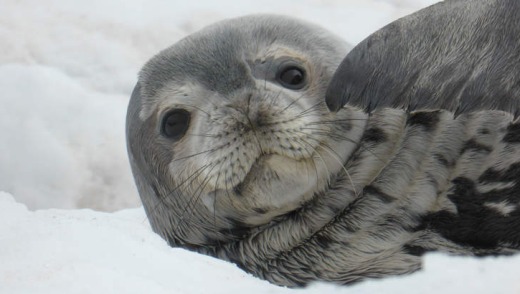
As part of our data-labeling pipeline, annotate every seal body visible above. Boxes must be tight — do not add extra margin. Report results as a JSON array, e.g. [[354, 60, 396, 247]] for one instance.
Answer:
[[127, 8, 520, 288], [326, 0, 520, 114]]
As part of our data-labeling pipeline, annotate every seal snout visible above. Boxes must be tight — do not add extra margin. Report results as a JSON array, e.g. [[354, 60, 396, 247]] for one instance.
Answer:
[[222, 92, 278, 129]]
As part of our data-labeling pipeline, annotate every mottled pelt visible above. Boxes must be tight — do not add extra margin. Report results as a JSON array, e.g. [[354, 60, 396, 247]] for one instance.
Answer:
[[126, 0, 520, 287]]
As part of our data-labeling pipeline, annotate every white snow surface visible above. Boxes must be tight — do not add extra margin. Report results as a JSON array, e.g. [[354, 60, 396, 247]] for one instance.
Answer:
[[2, 0, 520, 293], [2, 192, 520, 294]]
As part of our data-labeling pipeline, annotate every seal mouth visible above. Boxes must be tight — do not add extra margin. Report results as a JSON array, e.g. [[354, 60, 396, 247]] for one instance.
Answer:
[[231, 151, 318, 197], [232, 126, 343, 192], [232, 154, 273, 195]]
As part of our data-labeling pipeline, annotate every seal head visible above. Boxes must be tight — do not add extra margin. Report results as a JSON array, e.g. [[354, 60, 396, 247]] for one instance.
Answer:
[[126, 15, 354, 248]]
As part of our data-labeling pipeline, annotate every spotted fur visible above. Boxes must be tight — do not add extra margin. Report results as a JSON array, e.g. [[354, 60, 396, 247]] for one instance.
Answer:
[[204, 109, 520, 286], [126, 2, 520, 288]]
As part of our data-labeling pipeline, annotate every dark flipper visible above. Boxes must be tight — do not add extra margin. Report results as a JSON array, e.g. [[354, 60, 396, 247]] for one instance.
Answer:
[[326, 0, 520, 116]]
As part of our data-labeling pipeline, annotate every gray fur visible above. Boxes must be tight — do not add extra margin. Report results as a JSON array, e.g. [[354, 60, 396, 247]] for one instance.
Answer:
[[326, 0, 520, 115], [127, 10, 520, 288]]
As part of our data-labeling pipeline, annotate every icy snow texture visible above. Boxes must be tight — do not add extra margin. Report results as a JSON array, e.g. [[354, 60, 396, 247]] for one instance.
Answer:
[[2, 0, 520, 293], [1, 192, 519, 294]]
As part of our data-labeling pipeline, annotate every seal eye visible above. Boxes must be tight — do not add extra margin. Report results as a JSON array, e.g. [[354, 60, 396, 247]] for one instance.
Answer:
[[161, 109, 190, 140], [277, 65, 306, 90]]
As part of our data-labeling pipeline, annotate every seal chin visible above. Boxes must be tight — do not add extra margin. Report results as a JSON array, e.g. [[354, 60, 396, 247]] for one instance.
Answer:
[[204, 152, 319, 220], [230, 154, 320, 218]]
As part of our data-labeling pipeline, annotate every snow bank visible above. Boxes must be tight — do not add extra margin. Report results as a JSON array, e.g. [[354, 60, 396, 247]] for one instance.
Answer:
[[1, 192, 519, 294]]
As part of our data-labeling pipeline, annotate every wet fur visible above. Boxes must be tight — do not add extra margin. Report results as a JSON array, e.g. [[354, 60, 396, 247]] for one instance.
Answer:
[[127, 6, 520, 288]]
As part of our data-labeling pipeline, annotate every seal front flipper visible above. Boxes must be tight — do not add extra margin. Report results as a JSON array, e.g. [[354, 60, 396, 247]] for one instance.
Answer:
[[326, 0, 520, 116]]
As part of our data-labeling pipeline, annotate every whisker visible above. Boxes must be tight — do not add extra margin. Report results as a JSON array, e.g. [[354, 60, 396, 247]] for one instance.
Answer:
[[212, 159, 226, 234], [306, 118, 369, 125], [143, 162, 211, 225], [171, 147, 219, 163], [176, 162, 219, 229], [298, 137, 329, 190], [301, 128, 386, 164], [225, 154, 241, 211], [316, 142, 359, 197], [293, 101, 326, 119], [174, 103, 211, 117], [267, 88, 284, 113], [278, 91, 308, 114], [185, 132, 220, 138]]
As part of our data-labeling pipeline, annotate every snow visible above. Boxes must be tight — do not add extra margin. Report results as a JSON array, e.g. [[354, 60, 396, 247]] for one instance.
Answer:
[[2, 192, 520, 294], [1, 0, 519, 293]]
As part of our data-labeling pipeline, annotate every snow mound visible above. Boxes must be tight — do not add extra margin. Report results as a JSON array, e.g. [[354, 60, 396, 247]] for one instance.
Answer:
[[1, 193, 519, 294]]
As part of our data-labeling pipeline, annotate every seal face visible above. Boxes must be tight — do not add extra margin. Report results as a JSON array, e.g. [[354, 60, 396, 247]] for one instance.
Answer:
[[127, 7, 520, 287], [126, 15, 356, 249]]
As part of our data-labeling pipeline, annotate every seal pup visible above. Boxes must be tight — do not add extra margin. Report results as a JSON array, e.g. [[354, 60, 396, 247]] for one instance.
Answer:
[[127, 6, 520, 288]]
